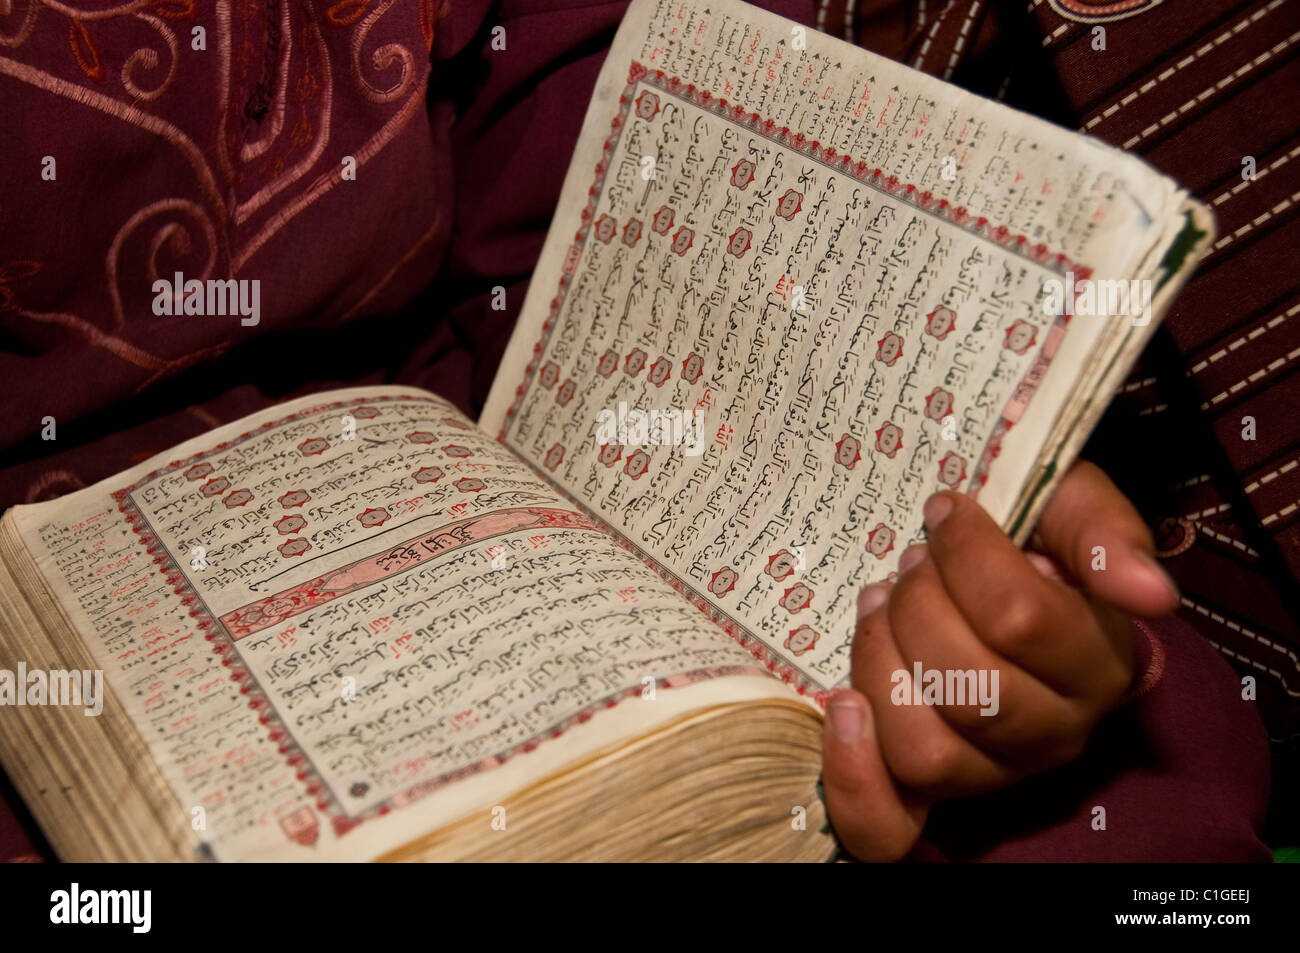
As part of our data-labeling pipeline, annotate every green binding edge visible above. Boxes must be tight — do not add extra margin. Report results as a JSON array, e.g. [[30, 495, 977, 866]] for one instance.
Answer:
[[1007, 210, 1205, 540], [1155, 208, 1208, 294], [815, 776, 850, 862]]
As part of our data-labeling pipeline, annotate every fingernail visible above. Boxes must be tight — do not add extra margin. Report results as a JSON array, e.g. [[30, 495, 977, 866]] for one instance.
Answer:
[[924, 494, 953, 531], [1136, 551, 1180, 602], [857, 584, 888, 618], [897, 543, 927, 574], [1025, 551, 1064, 582], [828, 694, 866, 743]]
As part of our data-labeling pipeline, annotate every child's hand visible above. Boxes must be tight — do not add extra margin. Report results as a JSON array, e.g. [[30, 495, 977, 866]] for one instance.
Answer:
[[820, 461, 1179, 861]]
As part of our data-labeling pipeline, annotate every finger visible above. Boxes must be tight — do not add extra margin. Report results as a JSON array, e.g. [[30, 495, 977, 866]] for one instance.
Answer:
[[887, 546, 1093, 768], [851, 583, 1015, 796], [821, 688, 929, 862], [921, 492, 1127, 697], [1030, 460, 1179, 618], [1025, 550, 1068, 583]]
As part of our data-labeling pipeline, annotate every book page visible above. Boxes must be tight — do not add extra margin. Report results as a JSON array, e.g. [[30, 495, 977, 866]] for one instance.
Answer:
[[8, 387, 795, 861], [481, 0, 1188, 694]]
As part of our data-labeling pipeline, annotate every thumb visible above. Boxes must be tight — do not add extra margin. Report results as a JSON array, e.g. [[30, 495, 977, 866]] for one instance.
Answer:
[[822, 689, 929, 862]]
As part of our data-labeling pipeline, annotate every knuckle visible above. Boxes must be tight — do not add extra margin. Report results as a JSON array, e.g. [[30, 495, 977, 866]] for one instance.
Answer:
[[888, 567, 926, 608], [889, 727, 962, 791], [1036, 706, 1092, 768], [887, 565, 944, 630], [991, 594, 1052, 654], [1094, 656, 1133, 709], [1044, 728, 1089, 770]]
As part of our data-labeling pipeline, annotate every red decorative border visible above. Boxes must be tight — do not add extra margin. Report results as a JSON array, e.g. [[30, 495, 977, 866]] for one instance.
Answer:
[[112, 394, 766, 842], [499, 60, 1091, 441], [220, 506, 605, 639], [621, 542, 833, 704], [500, 450, 838, 706], [496, 61, 1101, 695], [1049, 0, 1159, 25]]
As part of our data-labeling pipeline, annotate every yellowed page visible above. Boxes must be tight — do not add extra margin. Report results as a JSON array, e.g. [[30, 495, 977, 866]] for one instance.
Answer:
[[8, 387, 801, 861], [481, 0, 1190, 693]]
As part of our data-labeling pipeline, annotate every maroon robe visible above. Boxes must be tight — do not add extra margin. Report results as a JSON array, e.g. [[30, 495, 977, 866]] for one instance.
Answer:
[[0, 0, 1287, 859]]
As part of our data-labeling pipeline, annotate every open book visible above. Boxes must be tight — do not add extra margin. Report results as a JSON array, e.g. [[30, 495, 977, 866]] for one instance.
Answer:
[[0, 0, 1211, 862]]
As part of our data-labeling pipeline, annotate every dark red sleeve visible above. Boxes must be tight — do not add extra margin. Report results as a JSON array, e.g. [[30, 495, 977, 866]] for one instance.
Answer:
[[907, 612, 1272, 862]]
